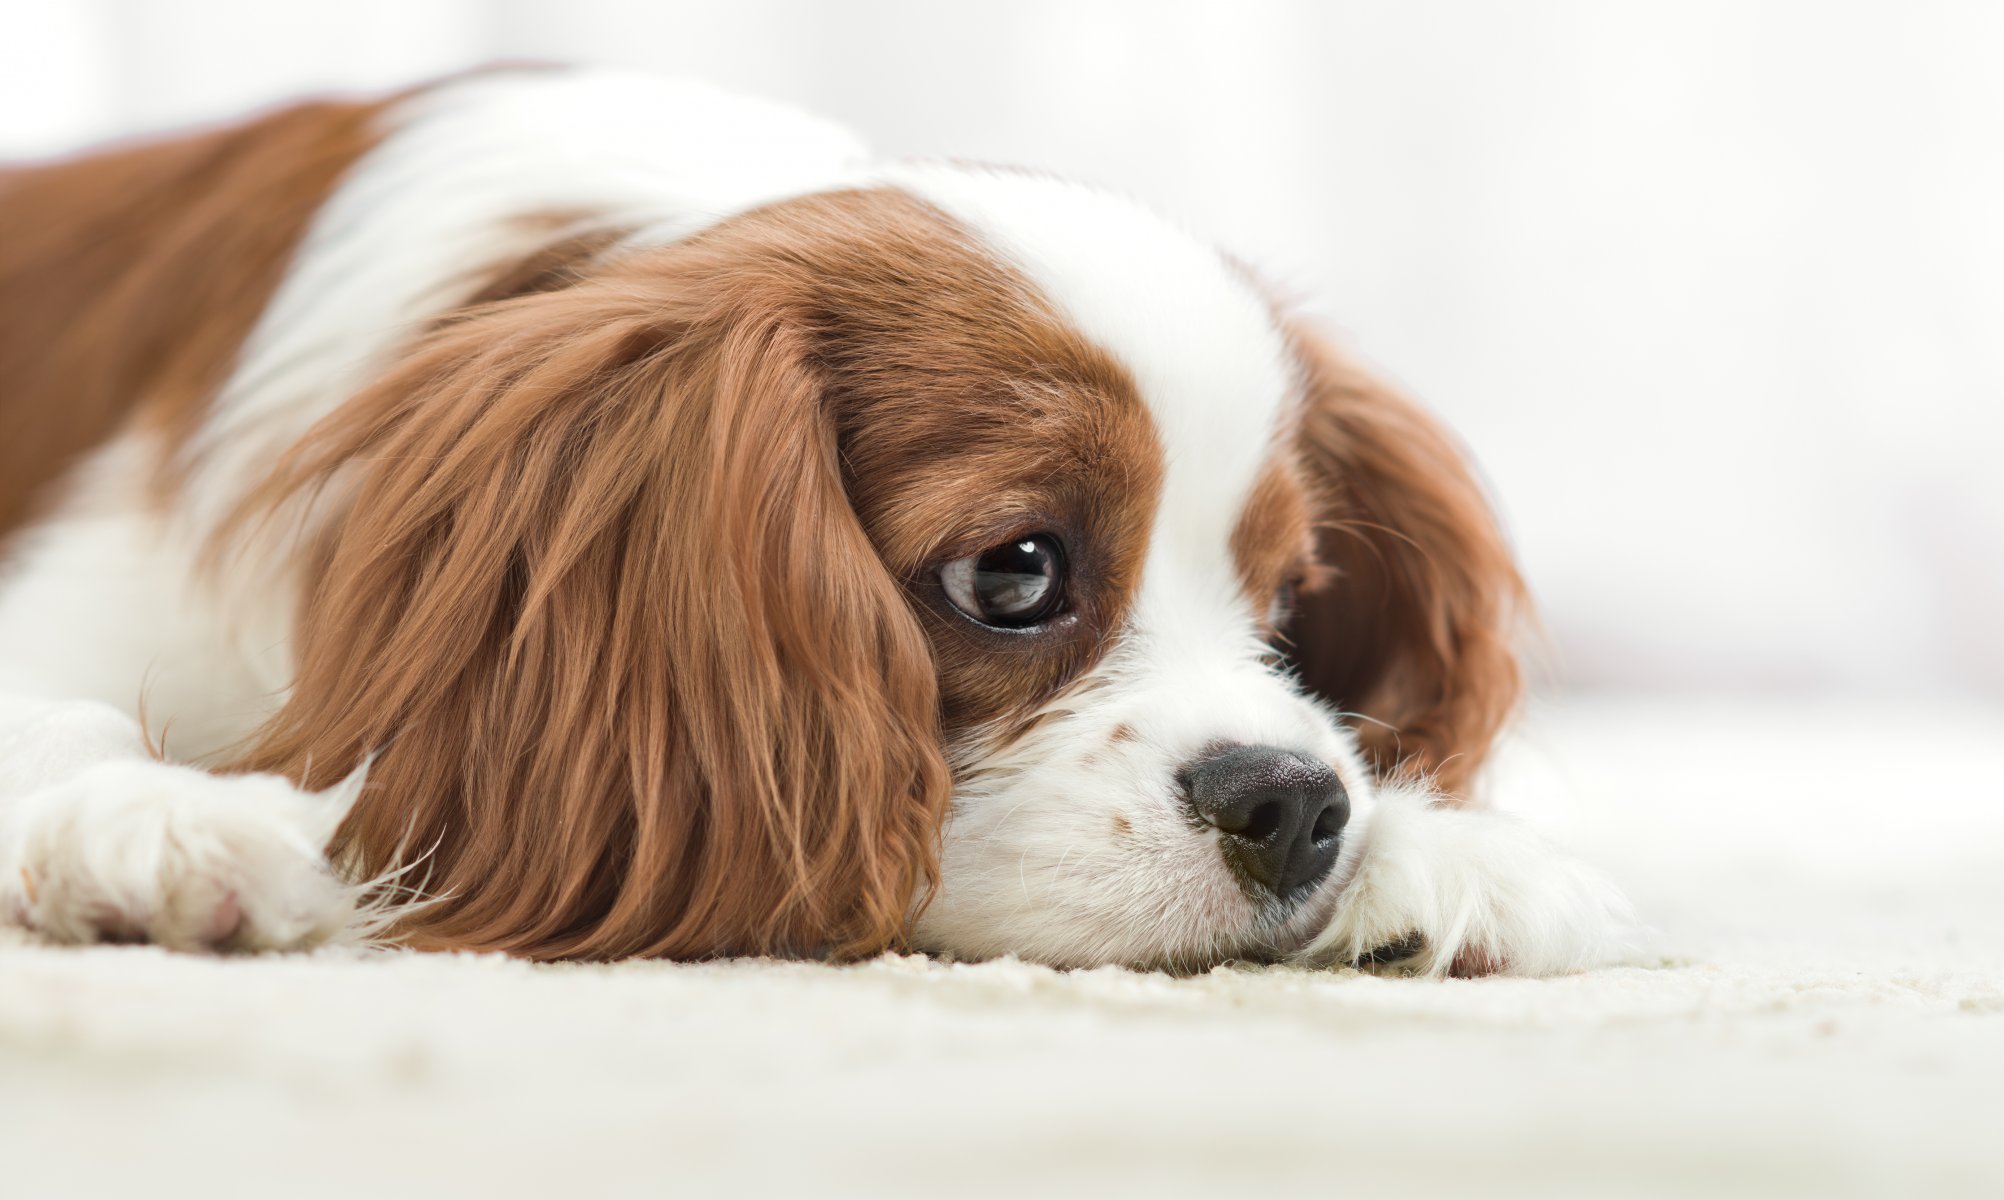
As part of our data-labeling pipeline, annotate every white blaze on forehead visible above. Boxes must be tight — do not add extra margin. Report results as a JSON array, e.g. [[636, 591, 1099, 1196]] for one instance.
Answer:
[[878, 165, 1296, 631]]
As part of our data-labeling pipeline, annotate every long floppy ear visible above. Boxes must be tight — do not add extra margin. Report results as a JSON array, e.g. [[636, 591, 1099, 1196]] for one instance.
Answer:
[[1281, 323, 1527, 800], [217, 255, 950, 960]]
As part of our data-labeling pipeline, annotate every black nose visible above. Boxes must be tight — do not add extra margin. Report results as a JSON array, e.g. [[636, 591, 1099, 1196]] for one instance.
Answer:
[[1179, 744, 1348, 902]]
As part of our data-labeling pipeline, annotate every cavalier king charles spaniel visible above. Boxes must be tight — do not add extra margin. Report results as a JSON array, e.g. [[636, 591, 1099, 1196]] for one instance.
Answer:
[[0, 68, 1625, 973]]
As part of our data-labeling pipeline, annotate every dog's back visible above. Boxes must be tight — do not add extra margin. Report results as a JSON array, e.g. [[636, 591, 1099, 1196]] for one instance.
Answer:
[[0, 100, 386, 537]]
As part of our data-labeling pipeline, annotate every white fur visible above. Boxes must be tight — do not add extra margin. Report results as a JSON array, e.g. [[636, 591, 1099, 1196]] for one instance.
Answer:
[[0, 67, 1627, 972], [1301, 786, 1634, 976], [0, 438, 287, 757], [0, 695, 362, 950]]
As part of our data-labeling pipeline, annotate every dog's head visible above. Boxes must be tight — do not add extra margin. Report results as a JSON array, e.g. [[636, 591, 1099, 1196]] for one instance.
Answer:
[[232, 167, 1523, 966]]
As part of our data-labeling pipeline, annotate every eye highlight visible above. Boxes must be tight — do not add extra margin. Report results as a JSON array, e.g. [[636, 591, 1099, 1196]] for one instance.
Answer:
[[940, 534, 1068, 629]]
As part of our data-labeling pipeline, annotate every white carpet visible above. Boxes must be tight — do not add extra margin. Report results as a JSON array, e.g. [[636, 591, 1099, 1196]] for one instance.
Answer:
[[5, 695, 2002, 1198]]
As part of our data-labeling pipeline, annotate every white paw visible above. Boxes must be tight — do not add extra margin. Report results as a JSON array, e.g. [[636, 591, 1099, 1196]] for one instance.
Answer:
[[1298, 787, 1632, 977], [3, 760, 361, 952]]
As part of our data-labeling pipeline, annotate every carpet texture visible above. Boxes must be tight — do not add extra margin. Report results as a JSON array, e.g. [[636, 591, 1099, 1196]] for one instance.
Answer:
[[4, 696, 2001, 1198]]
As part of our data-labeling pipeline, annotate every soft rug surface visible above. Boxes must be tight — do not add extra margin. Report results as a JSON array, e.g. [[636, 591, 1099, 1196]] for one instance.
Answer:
[[4, 696, 2001, 1198]]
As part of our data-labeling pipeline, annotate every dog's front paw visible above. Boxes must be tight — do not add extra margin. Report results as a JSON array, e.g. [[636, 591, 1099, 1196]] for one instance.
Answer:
[[3, 760, 361, 952], [1298, 787, 1631, 977]]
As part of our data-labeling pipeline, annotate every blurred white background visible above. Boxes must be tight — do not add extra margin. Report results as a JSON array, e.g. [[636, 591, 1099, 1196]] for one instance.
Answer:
[[4, 0, 2000, 698]]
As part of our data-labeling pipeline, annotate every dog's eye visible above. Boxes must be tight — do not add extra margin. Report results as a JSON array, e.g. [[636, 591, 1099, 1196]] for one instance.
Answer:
[[940, 534, 1067, 628]]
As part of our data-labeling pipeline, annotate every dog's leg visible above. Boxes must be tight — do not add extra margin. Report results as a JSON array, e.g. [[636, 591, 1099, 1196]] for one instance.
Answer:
[[1296, 785, 1632, 977], [0, 433, 366, 952], [0, 693, 362, 951]]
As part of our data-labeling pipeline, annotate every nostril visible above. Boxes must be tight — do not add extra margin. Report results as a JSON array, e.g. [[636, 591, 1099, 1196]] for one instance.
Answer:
[[1309, 803, 1343, 845], [1237, 800, 1285, 843]]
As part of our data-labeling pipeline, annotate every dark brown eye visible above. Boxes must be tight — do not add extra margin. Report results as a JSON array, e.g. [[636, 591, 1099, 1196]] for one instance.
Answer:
[[940, 534, 1067, 628]]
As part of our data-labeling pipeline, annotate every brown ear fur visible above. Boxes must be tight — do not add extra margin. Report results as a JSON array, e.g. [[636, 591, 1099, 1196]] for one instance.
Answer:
[[1283, 324, 1526, 800], [217, 247, 949, 960]]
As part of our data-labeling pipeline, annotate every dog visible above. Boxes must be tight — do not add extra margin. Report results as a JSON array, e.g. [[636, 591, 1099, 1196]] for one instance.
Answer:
[[0, 67, 1624, 972]]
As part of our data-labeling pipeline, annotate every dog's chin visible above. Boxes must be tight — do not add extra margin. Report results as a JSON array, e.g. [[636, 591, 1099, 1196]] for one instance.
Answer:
[[1264, 881, 1351, 964], [1119, 901, 1340, 974], [913, 874, 1351, 975], [1155, 863, 1358, 973], [1106, 842, 1358, 973]]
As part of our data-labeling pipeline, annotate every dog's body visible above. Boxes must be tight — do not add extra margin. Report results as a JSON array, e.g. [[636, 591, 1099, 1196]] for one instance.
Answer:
[[0, 68, 1623, 971]]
